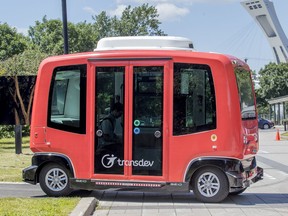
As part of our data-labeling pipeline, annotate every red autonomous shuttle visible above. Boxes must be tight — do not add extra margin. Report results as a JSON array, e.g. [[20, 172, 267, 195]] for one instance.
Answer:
[[23, 36, 263, 202]]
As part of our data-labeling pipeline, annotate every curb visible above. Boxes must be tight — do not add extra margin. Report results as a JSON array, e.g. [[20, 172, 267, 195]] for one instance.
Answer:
[[0, 182, 28, 184], [69, 197, 98, 216]]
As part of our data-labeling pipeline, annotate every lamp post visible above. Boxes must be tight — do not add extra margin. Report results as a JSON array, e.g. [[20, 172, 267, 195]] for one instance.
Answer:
[[62, 0, 69, 54]]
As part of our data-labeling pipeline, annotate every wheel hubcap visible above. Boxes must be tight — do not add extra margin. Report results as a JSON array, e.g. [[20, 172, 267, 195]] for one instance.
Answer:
[[197, 172, 220, 197], [45, 168, 68, 192]]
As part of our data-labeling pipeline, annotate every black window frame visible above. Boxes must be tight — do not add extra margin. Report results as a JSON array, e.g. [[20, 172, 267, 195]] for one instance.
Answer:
[[173, 63, 216, 136], [47, 64, 87, 134]]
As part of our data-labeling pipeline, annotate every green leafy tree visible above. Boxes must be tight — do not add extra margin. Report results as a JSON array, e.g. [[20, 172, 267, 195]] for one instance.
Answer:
[[258, 63, 288, 99], [0, 22, 28, 61], [72, 21, 98, 52], [256, 63, 288, 117], [0, 22, 33, 126], [93, 11, 114, 39], [29, 4, 165, 55], [28, 17, 64, 55], [0, 48, 48, 124], [28, 16, 98, 55], [93, 4, 166, 39]]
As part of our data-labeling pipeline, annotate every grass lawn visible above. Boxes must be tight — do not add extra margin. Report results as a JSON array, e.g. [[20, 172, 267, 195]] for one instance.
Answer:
[[0, 197, 80, 216], [0, 137, 32, 182], [0, 137, 82, 215], [282, 131, 288, 139]]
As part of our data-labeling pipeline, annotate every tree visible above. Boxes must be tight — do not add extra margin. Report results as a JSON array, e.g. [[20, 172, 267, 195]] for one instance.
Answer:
[[255, 62, 288, 117], [72, 21, 99, 52], [93, 4, 166, 39], [258, 63, 288, 100], [28, 17, 64, 55], [0, 48, 48, 125], [29, 4, 165, 55], [0, 22, 28, 61], [28, 16, 98, 55], [0, 22, 34, 126], [118, 4, 166, 36], [93, 11, 114, 39]]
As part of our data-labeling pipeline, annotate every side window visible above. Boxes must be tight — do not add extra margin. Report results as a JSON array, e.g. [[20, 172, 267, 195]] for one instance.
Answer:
[[235, 68, 256, 119], [173, 63, 216, 135], [48, 65, 86, 134]]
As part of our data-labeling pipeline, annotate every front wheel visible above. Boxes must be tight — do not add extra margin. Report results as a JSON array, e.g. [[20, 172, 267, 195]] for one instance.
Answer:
[[191, 167, 229, 203], [39, 163, 72, 197]]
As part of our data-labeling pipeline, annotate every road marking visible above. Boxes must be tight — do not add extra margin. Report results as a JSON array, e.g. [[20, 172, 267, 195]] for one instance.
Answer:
[[259, 150, 269, 154], [264, 173, 276, 180]]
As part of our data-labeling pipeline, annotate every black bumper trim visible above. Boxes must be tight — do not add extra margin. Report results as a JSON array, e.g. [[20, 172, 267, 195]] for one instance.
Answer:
[[22, 165, 38, 185], [227, 166, 263, 192]]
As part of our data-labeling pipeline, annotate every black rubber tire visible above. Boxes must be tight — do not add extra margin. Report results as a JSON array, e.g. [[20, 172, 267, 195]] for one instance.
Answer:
[[39, 163, 72, 197], [191, 167, 229, 203]]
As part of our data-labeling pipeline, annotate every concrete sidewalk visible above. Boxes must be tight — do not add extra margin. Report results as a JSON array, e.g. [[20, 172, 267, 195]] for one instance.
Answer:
[[69, 197, 97, 216], [90, 190, 288, 216]]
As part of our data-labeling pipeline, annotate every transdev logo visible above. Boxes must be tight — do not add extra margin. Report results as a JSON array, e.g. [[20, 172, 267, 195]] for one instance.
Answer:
[[101, 154, 154, 168]]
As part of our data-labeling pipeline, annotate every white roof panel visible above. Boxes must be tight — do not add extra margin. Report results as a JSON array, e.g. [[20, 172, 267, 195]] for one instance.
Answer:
[[95, 36, 194, 51]]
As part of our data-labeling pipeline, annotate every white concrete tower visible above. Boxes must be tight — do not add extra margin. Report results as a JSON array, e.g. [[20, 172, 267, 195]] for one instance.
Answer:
[[241, 0, 288, 63]]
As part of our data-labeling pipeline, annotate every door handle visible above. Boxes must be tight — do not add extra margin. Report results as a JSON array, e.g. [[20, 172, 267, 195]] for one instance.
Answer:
[[154, 130, 161, 138], [96, 129, 103, 137]]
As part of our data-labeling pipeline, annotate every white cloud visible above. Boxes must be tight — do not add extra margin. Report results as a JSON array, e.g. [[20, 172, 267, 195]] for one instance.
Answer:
[[113, 0, 239, 22], [84, 5, 127, 17], [83, 6, 97, 15], [114, 1, 190, 21], [156, 3, 189, 21], [84, 0, 239, 23], [108, 4, 127, 17]]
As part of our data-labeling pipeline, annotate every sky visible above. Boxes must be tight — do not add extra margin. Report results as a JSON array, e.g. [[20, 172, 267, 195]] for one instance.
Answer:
[[1, 0, 288, 72]]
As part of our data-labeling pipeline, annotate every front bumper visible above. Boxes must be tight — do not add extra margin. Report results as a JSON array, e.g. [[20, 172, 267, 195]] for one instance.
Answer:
[[22, 165, 38, 185], [226, 157, 263, 192]]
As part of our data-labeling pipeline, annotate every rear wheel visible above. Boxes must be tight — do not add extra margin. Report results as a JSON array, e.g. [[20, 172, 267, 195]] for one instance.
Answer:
[[39, 163, 72, 197], [191, 167, 229, 203]]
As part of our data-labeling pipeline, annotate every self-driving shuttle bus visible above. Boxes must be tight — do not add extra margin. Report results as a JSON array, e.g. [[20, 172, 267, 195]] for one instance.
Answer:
[[23, 36, 263, 202]]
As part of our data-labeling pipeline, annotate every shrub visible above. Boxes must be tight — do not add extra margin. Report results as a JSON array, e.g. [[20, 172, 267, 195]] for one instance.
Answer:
[[0, 125, 30, 139]]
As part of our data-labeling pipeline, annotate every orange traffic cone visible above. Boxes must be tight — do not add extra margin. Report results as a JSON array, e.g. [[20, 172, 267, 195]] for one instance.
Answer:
[[275, 129, 281, 141]]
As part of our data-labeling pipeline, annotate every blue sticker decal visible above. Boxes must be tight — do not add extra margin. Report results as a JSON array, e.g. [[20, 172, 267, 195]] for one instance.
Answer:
[[134, 127, 140, 134]]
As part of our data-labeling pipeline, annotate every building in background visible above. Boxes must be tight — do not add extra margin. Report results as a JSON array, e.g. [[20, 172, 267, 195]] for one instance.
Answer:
[[267, 96, 288, 125]]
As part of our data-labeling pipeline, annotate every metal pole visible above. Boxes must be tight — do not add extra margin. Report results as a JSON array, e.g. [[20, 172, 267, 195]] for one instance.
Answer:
[[62, 0, 69, 54], [15, 125, 22, 154]]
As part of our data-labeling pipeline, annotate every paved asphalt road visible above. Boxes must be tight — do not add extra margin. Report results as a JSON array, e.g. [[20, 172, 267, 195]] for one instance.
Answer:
[[1, 127, 288, 216], [0, 183, 44, 198]]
